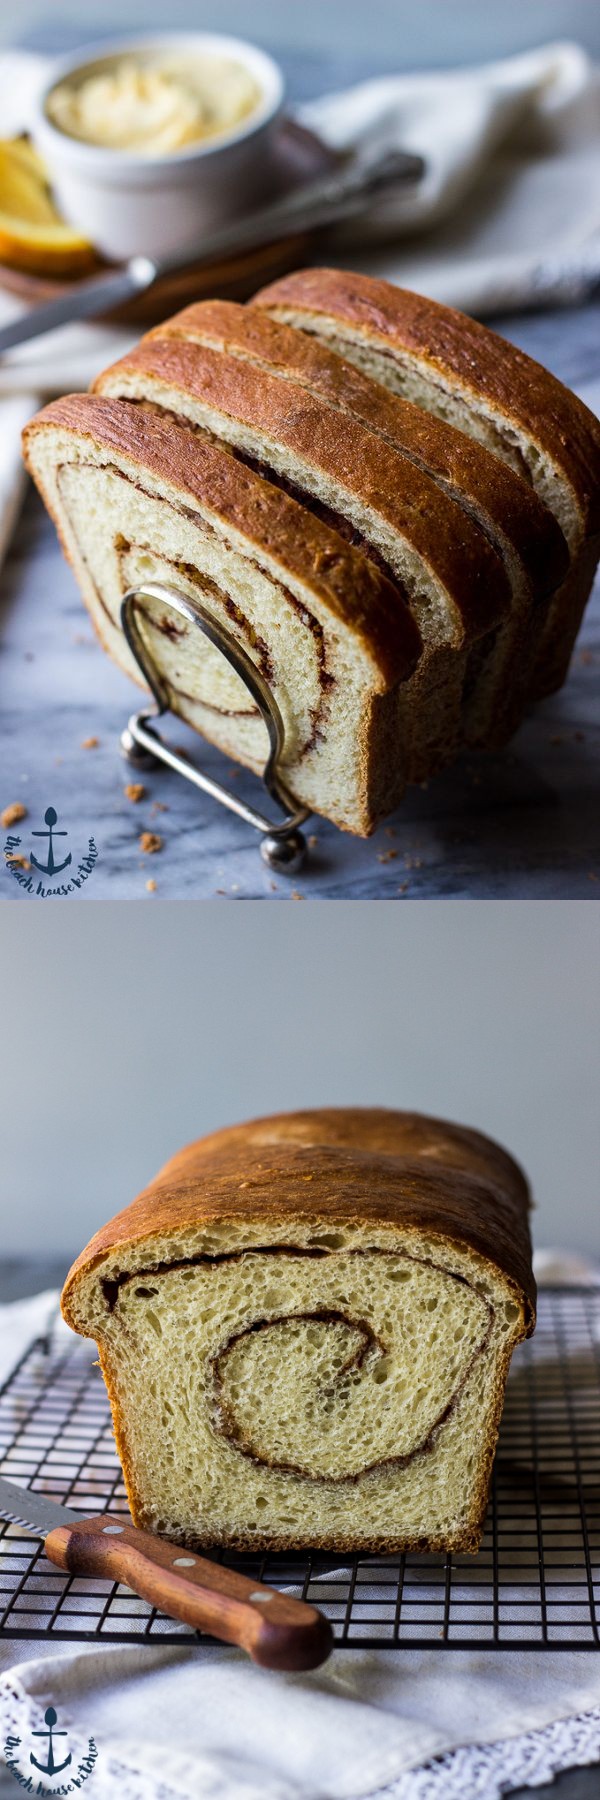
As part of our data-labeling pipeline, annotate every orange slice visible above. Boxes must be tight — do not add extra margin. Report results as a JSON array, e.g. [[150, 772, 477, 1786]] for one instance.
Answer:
[[0, 137, 97, 278]]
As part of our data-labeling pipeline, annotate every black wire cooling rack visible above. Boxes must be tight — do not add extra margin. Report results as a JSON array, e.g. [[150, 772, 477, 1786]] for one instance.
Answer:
[[0, 1287, 598, 1651]]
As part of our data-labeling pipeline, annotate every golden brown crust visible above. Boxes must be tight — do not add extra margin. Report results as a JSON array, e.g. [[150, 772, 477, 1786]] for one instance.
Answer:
[[23, 393, 420, 688], [255, 268, 600, 536], [95, 337, 511, 642], [162, 298, 567, 602], [61, 1107, 536, 1333]]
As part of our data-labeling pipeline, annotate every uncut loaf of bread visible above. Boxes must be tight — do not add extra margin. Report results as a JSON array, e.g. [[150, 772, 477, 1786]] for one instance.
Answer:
[[254, 267, 600, 699], [61, 1109, 536, 1555]]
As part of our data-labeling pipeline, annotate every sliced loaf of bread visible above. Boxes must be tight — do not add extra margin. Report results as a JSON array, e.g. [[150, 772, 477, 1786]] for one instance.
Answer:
[[255, 268, 600, 698], [154, 298, 567, 747], [23, 269, 591, 836]]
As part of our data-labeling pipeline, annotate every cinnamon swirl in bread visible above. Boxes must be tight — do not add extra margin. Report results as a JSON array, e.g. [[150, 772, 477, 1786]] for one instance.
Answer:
[[61, 1109, 535, 1555], [254, 268, 600, 699]]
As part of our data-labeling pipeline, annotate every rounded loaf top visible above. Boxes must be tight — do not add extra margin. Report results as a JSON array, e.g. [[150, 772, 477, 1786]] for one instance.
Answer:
[[61, 1108, 536, 1334]]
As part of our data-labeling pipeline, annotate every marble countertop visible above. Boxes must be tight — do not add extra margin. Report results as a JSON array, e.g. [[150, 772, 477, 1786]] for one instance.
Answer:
[[1, 303, 599, 902]]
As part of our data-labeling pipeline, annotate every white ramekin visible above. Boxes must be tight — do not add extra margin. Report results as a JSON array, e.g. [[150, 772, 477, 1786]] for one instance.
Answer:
[[31, 33, 285, 263]]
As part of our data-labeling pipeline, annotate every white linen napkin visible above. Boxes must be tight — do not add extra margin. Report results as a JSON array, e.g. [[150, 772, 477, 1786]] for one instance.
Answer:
[[0, 1269, 599, 1800], [301, 39, 600, 311], [0, 38, 599, 578], [1, 1641, 599, 1800]]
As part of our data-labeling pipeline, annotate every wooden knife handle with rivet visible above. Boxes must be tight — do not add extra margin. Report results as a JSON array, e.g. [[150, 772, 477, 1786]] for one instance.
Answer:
[[45, 1514, 334, 1670]]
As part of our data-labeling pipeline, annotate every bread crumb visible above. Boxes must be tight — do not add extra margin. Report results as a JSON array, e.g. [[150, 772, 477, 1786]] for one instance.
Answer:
[[6, 853, 30, 871], [588, 871, 598, 883], [146, 878, 157, 893], [290, 890, 305, 900], [81, 736, 100, 749], [124, 783, 146, 803], [307, 834, 319, 851], [151, 801, 168, 814], [139, 832, 163, 854], [377, 848, 398, 863], [397, 882, 410, 894], [1, 802, 27, 828]]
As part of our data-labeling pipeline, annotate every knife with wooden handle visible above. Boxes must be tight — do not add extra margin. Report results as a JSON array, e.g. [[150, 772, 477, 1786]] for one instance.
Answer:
[[0, 1474, 333, 1670]]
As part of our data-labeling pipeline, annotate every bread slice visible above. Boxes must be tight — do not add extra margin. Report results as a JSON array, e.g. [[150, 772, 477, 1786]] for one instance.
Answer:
[[94, 333, 510, 781], [255, 268, 600, 698], [61, 1108, 535, 1556], [23, 395, 420, 835], [156, 298, 567, 747]]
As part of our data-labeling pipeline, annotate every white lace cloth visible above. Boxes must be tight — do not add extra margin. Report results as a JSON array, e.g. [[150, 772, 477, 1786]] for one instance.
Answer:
[[0, 1272, 599, 1800], [380, 1710, 600, 1800], [0, 1647, 599, 1800]]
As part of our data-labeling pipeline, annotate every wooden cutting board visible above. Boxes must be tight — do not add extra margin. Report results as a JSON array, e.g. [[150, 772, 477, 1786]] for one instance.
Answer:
[[0, 120, 336, 326]]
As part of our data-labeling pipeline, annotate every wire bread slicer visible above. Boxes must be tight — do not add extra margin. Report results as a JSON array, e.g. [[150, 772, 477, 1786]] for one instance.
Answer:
[[119, 580, 310, 874]]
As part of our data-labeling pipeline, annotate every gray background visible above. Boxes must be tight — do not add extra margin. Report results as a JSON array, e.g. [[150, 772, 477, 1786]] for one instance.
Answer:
[[0, 900, 598, 1260], [4, 0, 600, 74]]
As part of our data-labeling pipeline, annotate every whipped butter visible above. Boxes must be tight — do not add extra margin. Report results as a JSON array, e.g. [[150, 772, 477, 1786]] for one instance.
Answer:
[[46, 54, 263, 156]]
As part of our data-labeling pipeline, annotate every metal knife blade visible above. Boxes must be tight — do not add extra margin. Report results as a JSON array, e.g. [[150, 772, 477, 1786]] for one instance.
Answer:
[[0, 1472, 91, 1536]]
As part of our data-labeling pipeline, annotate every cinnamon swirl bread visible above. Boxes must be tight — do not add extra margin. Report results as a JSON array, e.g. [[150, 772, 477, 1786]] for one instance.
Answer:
[[23, 266, 590, 834], [254, 268, 600, 699], [61, 1109, 535, 1555]]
